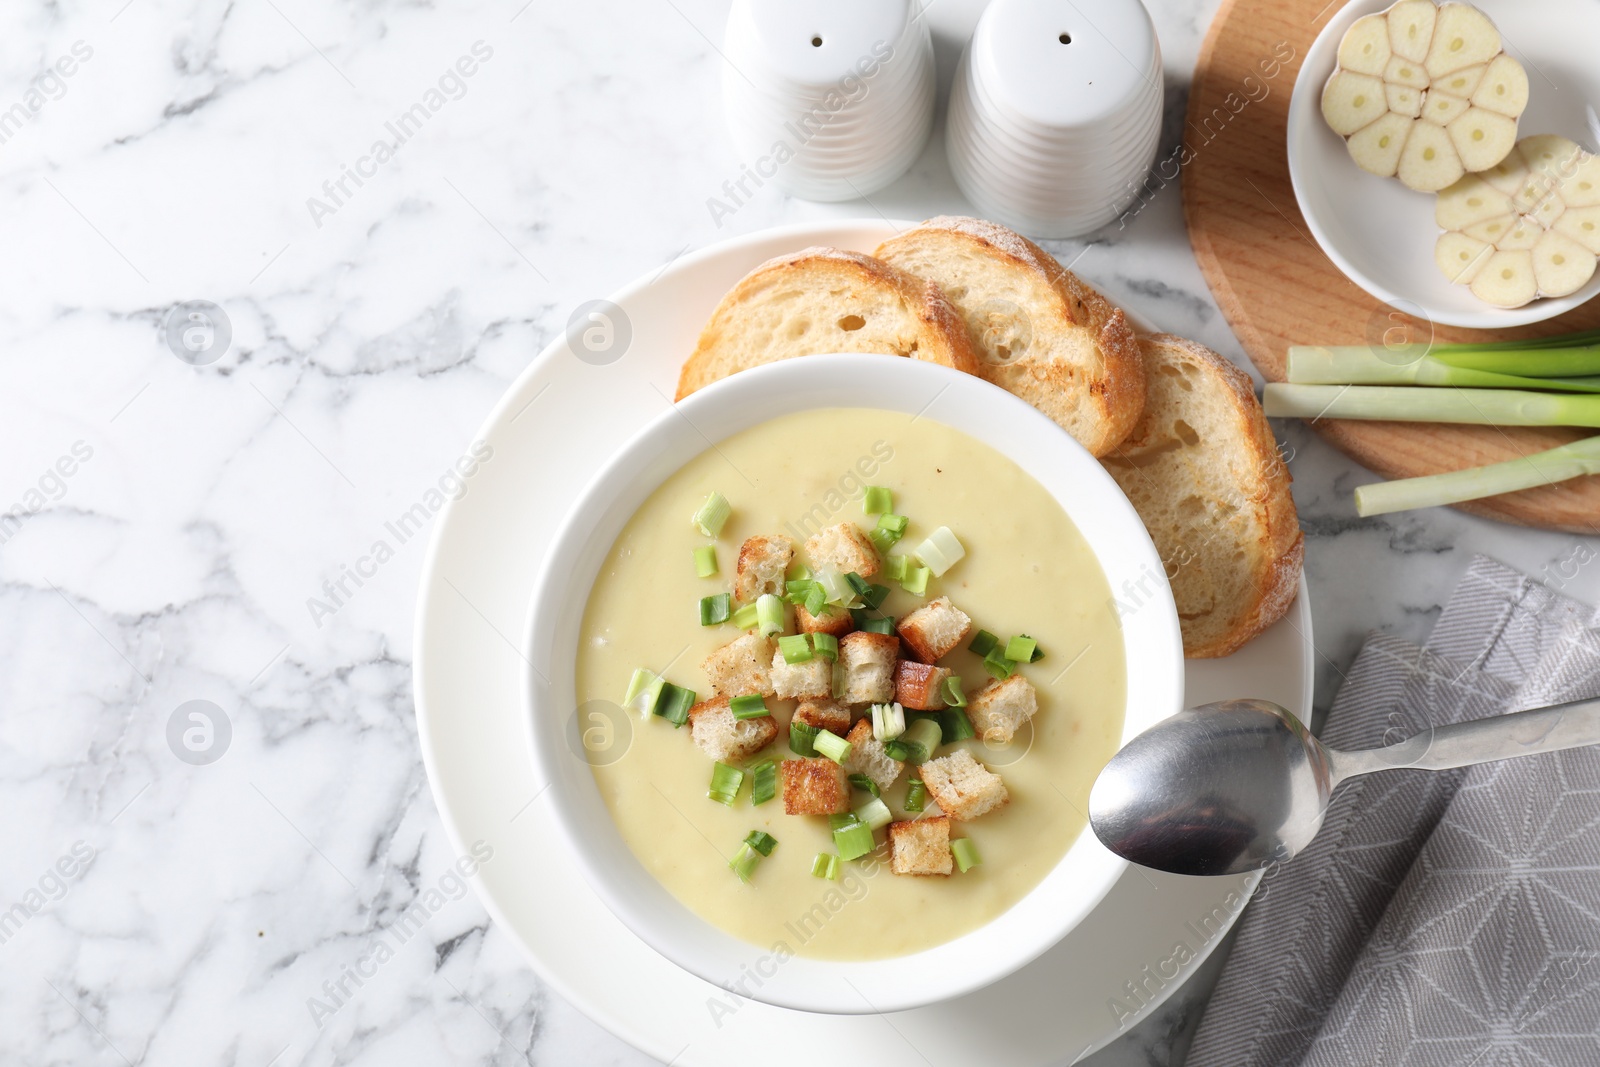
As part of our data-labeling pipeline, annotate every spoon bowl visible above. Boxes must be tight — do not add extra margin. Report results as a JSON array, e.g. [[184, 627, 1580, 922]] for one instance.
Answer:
[[1088, 699, 1333, 876]]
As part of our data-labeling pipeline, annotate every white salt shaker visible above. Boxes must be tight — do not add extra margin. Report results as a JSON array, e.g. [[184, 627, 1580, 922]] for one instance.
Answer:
[[947, 0, 1164, 237], [721, 0, 936, 202]]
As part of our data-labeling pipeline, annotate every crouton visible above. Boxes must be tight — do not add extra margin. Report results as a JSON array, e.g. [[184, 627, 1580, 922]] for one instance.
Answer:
[[920, 750, 1009, 821], [888, 816, 953, 875], [688, 696, 779, 763], [894, 660, 951, 711], [966, 675, 1038, 744], [841, 717, 904, 793], [896, 596, 972, 663], [796, 602, 856, 637], [794, 698, 853, 737], [838, 631, 898, 704], [734, 534, 793, 603], [702, 632, 775, 696], [781, 758, 850, 815], [804, 522, 880, 578], [770, 648, 831, 700]]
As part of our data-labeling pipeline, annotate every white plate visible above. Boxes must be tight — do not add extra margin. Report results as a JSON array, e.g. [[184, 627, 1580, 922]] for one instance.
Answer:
[[413, 219, 1314, 1065], [1287, 0, 1600, 329]]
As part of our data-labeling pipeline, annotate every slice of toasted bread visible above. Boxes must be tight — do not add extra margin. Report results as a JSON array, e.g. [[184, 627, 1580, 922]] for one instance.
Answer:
[[674, 247, 981, 400], [874, 216, 1145, 456], [1102, 334, 1303, 659]]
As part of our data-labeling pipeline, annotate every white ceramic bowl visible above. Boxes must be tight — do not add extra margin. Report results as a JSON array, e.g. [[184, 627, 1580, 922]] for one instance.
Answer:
[[522, 355, 1184, 1015], [1287, 0, 1600, 329]]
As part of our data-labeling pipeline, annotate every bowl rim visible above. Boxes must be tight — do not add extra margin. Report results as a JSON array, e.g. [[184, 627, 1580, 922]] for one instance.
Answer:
[[520, 354, 1184, 1015], [1285, 0, 1600, 329]]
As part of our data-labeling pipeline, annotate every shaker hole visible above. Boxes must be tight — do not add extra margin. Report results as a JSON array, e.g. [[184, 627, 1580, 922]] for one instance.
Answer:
[[811, 35, 823, 47], [1059, 32, 1072, 44]]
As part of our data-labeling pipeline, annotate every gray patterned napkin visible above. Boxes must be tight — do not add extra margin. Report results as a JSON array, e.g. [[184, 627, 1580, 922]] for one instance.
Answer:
[[1188, 555, 1600, 1067]]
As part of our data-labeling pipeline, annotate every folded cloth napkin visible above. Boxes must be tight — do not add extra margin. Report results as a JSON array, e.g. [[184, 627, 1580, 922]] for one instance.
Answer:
[[1188, 555, 1600, 1067]]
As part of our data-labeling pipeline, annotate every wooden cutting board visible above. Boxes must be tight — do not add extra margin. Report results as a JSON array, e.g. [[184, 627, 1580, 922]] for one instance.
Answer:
[[1183, 0, 1600, 534]]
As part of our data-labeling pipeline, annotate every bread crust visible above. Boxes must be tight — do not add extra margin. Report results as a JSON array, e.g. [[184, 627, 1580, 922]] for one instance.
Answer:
[[875, 216, 1146, 455], [675, 247, 981, 400], [1110, 334, 1304, 658]]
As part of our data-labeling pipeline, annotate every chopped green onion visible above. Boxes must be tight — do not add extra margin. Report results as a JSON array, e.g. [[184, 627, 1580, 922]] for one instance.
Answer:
[[829, 812, 859, 831], [787, 562, 811, 581], [803, 584, 827, 617], [832, 820, 876, 861], [810, 632, 838, 662], [653, 683, 695, 726], [852, 610, 895, 634], [951, 837, 981, 873], [729, 842, 762, 882], [883, 554, 909, 583], [871, 701, 906, 741], [942, 676, 967, 708], [868, 527, 899, 555], [784, 578, 813, 602], [749, 759, 777, 805], [863, 486, 892, 514], [901, 565, 930, 597], [848, 773, 881, 798], [1354, 435, 1600, 516], [814, 567, 856, 607], [864, 585, 889, 610], [883, 739, 910, 761], [898, 718, 942, 764], [707, 762, 744, 806], [693, 545, 718, 578], [700, 592, 731, 626], [811, 852, 841, 880], [813, 730, 852, 764], [1004, 635, 1037, 663], [905, 778, 927, 812], [968, 630, 999, 657], [830, 660, 847, 701], [743, 829, 777, 857], [756, 593, 785, 636], [983, 645, 1016, 680], [940, 706, 976, 743], [876, 513, 909, 536], [789, 721, 820, 757], [854, 796, 893, 831], [623, 668, 664, 716], [912, 526, 965, 577], [844, 571, 872, 597], [692, 491, 731, 538], [730, 602, 758, 630], [729, 694, 769, 720], [777, 633, 813, 664]]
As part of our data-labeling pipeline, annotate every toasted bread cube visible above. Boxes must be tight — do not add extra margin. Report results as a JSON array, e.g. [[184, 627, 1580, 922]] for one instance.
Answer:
[[804, 522, 880, 578], [920, 750, 1008, 821], [894, 660, 951, 711], [794, 698, 853, 737], [702, 632, 775, 697], [967, 674, 1038, 744], [781, 757, 850, 815], [838, 630, 898, 704], [841, 717, 904, 793], [796, 602, 856, 637], [688, 696, 778, 763], [734, 534, 793, 603], [896, 596, 972, 663], [888, 816, 953, 875], [770, 648, 831, 700]]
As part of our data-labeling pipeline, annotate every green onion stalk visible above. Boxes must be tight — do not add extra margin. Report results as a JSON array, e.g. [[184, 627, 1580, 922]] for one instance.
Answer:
[[1354, 436, 1600, 516]]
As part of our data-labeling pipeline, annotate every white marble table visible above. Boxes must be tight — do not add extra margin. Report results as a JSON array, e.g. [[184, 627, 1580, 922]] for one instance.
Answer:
[[4, 0, 1598, 1064]]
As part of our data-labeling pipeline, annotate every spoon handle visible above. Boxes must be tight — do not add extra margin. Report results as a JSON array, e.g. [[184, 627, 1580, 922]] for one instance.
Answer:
[[1330, 695, 1600, 781]]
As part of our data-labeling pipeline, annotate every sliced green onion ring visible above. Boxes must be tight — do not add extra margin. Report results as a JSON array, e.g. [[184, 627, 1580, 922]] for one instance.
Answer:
[[871, 701, 906, 741], [777, 633, 813, 664], [756, 593, 785, 636], [729, 603, 759, 630], [729, 694, 770, 720], [693, 544, 718, 578], [1004, 635, 1037, 663], [811, 632, 838, 662], [905, 778, 927, 813], [729, 842, 762, 882], [898, 718, 942, 764], [912, 526, 965, 577], [940, 706, 976, 743], [789, 721, 820, 757], [750, 759, 777, 805], [700, 592, 731, 626], [811, 852, 841, 880], [848, 773, 881, 798], [854, 796, 893, 831], [744, 829, 777, 857], [968, 629, 999, 657], [707, 762, 744, 806], [833, 820, 875, 862], [863, 486, 892, 515], [813, 731, 852, 764], [952, 837, 981, 873], [942, 675, 967, 708], [901, 565, 930, 597], [654, 683, 695, 726], [692, 491, 731, 538]]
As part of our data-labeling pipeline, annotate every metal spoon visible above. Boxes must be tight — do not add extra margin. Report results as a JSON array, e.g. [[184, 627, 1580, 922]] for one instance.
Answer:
[[1088, 696, 1600, 877]]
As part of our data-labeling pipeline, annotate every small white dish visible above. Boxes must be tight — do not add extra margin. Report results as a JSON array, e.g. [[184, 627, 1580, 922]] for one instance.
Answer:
[[522, 354, 1184, 1015], [1287, 0, 1600, 329]]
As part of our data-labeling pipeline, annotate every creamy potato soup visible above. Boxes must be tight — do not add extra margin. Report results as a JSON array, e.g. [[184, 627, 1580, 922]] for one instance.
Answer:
[[575, 407, 1125, 960]]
